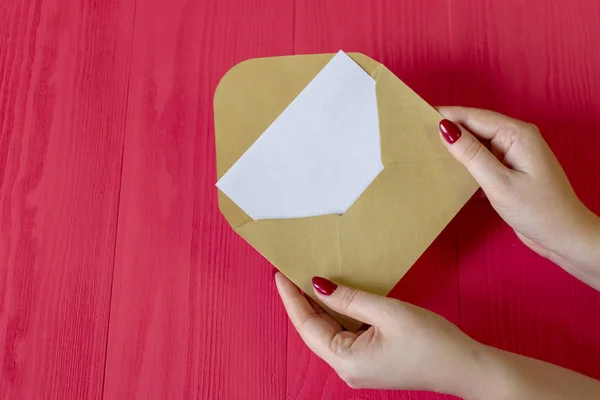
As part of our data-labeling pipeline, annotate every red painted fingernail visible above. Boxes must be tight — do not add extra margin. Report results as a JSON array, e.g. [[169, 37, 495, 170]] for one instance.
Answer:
[[312, 277, 338, 296], [439, 119, 462, 144], [272, 267, 279, 278]]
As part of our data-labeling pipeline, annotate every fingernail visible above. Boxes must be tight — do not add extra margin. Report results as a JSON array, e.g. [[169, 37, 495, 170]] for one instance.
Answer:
[[312, 276, 337, 296], [439, 119, 462, 144], [272, 267, 279, 279]]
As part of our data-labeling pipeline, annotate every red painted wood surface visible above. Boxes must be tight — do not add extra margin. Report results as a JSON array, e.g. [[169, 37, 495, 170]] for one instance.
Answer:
[[0, 0, 134, 398], [1, 0, 600, 399]]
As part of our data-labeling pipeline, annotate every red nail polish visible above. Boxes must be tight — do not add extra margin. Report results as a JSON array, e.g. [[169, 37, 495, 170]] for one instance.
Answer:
[[312, 277, 338, 296], [439, 119, 462, 144], [272, 267, 279, 278]]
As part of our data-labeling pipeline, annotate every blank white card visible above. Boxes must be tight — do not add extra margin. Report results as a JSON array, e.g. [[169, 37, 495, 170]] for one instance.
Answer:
[[216, 51, 383, 220]]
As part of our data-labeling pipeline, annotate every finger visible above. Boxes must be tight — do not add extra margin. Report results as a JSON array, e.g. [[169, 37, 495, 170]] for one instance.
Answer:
[[437, 106, 538, 172], [311, 277, 396, 327], [274, 273, 348, 363], [438, 118, 510, 190], [306, 295, 343, 332], [437, 106, 529, 141]]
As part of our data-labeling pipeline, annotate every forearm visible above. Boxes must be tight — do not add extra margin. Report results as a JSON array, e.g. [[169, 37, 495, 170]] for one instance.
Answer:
[[459, 344, 600, 400], [556, 209, 600, 291], [582, 212, 600, 268]]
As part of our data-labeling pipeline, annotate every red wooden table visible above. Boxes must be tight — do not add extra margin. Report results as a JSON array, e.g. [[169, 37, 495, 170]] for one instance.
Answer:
[[1, 1, 600, 399]]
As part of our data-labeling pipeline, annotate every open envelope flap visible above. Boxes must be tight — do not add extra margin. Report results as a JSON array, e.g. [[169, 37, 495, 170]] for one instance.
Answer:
[[214, 52, 477, 331], [338, 162, 477, 296], [214, 52, 381, 229], [376, 67, 454, 164]]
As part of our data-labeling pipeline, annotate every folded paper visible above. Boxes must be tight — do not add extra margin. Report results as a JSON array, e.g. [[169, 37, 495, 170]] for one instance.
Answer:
[[214, 52, 478, 331], [216, 51, 383, 220]]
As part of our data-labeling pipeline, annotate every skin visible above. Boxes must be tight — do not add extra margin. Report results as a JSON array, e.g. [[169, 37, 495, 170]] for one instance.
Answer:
[[274, 107, 600, 399]]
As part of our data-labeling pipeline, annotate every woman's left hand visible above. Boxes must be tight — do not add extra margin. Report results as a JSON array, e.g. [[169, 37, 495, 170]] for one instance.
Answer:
[[274, 272, 483, 396]]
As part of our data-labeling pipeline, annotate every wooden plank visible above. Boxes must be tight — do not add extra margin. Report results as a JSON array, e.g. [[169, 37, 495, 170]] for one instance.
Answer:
[[452, 0, 600, 381], [102, 0, 294, 398], [291, 1, 461, 398], [0, 0, 134, 398], [3, 0, 598, 398]]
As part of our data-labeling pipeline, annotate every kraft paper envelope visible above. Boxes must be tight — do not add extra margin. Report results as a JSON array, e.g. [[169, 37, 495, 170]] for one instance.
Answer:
[[214, 52, 478, 331]]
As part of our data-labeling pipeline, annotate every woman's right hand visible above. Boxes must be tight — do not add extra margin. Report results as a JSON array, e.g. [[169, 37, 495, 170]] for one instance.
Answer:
[[437, 107, 600, 289]]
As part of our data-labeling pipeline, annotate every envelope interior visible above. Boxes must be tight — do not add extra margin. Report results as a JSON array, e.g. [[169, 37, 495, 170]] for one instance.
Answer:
[[214, 53, 478, 330], [215, 52, 384, 221]]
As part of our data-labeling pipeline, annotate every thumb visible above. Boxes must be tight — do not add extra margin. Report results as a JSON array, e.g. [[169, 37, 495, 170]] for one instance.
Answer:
[[312, 277, 396, 327], [439, 119, 509, 190]]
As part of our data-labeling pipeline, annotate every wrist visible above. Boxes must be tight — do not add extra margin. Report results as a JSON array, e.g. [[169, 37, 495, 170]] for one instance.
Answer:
[[547, 204, 600, 288], [457, 343, 600, 400], [572, 208, 600, 271], [430, 339, 506, 399], [452, 344, 520, 400], [587, 213, 600, 262]]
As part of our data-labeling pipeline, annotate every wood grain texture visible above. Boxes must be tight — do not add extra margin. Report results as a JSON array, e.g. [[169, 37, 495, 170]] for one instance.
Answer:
[[102, 0, 294, 399], [451, 0, 600, 381], [0, 0, 133, 398], [291, 1, 461, 398], [2, 0, 600, 399]]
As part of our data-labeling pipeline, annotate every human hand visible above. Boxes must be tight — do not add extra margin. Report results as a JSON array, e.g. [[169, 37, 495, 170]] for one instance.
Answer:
[[438, 107, 600, 287], [275, 273, 600, 399], [274, 272, 484, 395]]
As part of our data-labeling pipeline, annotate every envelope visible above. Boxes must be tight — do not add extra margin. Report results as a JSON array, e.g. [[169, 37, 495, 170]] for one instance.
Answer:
[[214, 52, 478, 331]]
